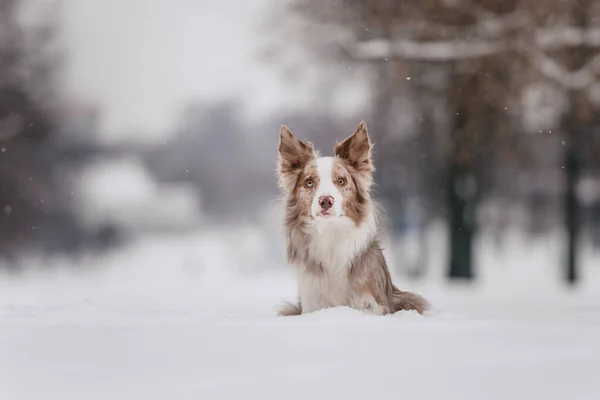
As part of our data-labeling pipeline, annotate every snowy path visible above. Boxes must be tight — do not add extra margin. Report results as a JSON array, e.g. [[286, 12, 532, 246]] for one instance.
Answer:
[[1, 276, 599, 400]]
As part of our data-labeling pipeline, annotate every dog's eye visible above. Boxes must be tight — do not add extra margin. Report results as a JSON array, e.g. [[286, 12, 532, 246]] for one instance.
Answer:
[[305, 179, 314, 188], [337, 178, 346, 186]]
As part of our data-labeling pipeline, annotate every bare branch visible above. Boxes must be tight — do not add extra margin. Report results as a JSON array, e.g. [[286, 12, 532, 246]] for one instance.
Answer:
[[527, 48, 600, 90], [347, 38, 507, 61], [392, 9, 529, 41], [535, 27, 600, 50]]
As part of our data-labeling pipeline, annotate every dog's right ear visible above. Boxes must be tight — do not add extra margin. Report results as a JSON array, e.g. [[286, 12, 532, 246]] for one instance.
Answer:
[[278, 125, 314, 191], [335, 121, 373, 172]]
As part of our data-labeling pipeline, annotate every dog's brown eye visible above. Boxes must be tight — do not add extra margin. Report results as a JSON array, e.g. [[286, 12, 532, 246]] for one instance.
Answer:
[[306, 179, 314, 188], [337, 178, 346, 186]]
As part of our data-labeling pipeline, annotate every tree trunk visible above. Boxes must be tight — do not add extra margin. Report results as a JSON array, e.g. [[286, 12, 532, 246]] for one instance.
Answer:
[[564, 130, 580, 284], [561, 0, 594, 285], [446, 71, 479, 280], [447, 162, 476, 279], [563, 97, 588, 285]]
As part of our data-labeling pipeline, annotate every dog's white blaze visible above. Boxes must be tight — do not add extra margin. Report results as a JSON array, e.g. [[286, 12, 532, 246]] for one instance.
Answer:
[[300, 176, 378, 313], [311, 157, 343, 217]]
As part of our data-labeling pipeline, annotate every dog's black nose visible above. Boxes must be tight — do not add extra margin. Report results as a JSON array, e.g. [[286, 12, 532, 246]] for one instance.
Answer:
[[319, 196, 334, 210]]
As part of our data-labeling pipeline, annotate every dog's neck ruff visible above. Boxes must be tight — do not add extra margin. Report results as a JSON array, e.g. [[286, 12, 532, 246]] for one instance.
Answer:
[[304, 210, 377, 273]]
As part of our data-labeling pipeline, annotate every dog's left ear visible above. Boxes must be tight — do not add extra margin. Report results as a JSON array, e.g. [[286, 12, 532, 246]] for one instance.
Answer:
[[334, 121, 373, 172]]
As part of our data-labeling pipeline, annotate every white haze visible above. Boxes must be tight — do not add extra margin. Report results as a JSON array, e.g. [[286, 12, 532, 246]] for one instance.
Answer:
[[60, 0, 371, 143]]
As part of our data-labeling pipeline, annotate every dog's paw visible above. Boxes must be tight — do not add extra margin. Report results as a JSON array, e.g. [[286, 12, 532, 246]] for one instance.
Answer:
[[353, 296, 387, 316]]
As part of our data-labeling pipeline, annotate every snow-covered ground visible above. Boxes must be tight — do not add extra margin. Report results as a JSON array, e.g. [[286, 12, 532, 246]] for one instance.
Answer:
[[1, 225, 599, 400]]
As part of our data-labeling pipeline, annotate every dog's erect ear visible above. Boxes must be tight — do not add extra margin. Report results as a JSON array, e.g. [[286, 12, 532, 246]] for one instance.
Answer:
[[278, 125, 314, 190], [334, 121, 373, 172]]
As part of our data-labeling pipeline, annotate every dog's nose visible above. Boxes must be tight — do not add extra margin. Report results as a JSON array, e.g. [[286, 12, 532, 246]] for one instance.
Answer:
[[319, 196, 334, 210]]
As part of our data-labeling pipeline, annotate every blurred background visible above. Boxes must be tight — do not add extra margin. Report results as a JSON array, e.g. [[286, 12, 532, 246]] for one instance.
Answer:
[[2, 0, 600, 301]]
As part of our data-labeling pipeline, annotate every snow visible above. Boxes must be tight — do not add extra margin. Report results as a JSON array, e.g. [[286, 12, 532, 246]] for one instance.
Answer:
[[1, 225, 600, 400]]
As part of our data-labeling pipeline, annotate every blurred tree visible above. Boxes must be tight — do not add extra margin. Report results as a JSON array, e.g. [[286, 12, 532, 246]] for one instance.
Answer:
[[511, 0, 600, 284], [528, 0, 600, 285], [0, 0, 91, 263]]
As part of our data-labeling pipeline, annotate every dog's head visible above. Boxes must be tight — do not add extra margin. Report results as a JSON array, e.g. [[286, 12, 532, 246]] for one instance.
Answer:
[[277, 122, 374, 226]]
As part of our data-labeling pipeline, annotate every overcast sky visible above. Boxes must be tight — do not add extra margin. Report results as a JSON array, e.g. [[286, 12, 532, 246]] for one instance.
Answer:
[[59, 0, 369, 144]]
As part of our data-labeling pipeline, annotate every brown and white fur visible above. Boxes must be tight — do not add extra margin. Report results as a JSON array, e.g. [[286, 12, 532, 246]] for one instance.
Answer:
[[277, 121, 429, 316]]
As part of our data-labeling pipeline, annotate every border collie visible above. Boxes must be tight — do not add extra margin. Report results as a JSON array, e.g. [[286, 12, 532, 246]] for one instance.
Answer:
[[277, 121, 429, 316]]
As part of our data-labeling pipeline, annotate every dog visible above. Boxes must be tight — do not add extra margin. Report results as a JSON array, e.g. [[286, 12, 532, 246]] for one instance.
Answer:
[[277, 121, 429, 316]]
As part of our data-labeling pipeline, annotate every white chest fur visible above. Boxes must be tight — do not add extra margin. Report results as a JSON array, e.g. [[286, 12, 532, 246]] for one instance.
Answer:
[[296, 213, 376, 313]]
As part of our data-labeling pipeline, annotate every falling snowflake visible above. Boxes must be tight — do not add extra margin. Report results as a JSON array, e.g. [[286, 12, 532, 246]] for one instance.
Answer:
[[4, 205, 11, 215]]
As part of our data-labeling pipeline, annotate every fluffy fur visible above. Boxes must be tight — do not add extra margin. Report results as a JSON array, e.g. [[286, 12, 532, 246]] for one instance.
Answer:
[[277, 121, 429, 316]]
